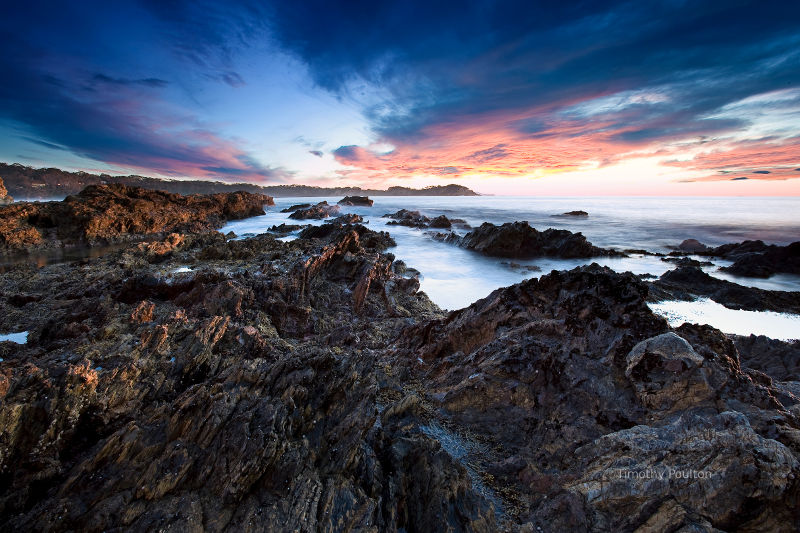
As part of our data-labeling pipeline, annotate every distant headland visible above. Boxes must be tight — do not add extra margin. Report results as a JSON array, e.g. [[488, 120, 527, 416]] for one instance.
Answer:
[[0, 162, 479, 199]]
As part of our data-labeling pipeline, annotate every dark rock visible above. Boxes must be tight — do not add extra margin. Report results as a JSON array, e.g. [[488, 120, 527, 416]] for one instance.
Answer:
[[449, 221, 620, 259], [660, 256, 714, 267], [389, 264, 800, 530], [554, 210, 588, 217], [337, 196, 374, 206], [733, 335, 800, 381], [268, 223, 305, 234], [429, 215, 452, 229], [280, 202, 311, 213], [331, 213, 364, 224], [384, 209, 431, 228], [649, 266, 800, 314], [678, 238, 708, 253], [721, 242, 800, 278], [288, 201, 341, 220]]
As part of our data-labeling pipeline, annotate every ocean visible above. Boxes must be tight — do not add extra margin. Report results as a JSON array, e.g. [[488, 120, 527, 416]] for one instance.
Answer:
[[222, 196, 800, 340]]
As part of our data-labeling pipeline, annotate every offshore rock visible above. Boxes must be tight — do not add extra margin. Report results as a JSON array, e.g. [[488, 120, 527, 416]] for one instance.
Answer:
[[0, 184, 272, 252], [444, 221, 621, 259], [338, 196, 374, 206], [287, 201, 340, 220]]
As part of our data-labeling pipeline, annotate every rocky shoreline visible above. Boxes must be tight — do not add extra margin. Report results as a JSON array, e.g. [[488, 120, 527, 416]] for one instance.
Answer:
[[0, 184, 273, 253], [1, 188, 799, 531]]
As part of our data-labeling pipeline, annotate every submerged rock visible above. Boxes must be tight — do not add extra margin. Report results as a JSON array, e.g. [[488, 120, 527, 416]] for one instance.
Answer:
[[338, 195, 374, 206]]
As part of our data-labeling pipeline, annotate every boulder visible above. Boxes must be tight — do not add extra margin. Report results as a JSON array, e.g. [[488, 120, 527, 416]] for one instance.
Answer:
[[555, 210, 588, 217], [337, 196, 374, 206], [451, 221, 619, 258], [678, 238, 708, 253]]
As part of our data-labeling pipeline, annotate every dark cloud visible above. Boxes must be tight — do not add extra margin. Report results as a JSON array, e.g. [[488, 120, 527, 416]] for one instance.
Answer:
[[333, 145, 361, 162], [309, 150, 323, 157], [752, 170, 771, 174], [267, 1, 800, 148], [93, 73, 168, 88], [0, 1, 283, 181], [731, 177, 749, 180], [466, 144, 509, 164]]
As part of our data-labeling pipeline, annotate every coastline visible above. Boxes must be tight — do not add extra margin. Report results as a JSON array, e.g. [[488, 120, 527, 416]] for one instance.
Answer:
[[1, 187, 799, 530]]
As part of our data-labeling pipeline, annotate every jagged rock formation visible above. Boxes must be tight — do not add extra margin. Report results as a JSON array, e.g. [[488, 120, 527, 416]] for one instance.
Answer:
[[389, 265, 800, 530], [338, 196, 373, 206], [436, 221, 621, 259], [0, 184, 273, 252], [1, 205, 799, 530], [0, 177, 11, 205]]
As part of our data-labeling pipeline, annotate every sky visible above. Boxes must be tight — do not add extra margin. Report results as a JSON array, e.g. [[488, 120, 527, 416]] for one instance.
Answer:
[[1, 0, 799, 195]]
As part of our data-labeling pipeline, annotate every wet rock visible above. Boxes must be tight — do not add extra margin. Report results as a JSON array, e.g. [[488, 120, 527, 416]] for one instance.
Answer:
[[337, 196, 374, 206], [384, 209, 431, 228], [331, 213, 364, 224], [649, 266, 800, 314], [0, 184, 272, 252], [449, 221, 620, 259], [268, 222, 305, 234], [429, 215, 452, 229], [280, 202, 311, 213], [288, 201, 340, 220], [678, 238, 709, 253], [721, 241, 800, 278], [660, 256, 714, 267]]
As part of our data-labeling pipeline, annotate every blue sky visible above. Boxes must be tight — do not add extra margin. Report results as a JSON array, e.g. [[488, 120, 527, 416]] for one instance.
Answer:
[[1, 0, 799, 194]]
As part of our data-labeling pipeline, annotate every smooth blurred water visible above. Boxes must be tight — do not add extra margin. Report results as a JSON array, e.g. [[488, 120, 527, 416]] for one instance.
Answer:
[[222, 196, 800, 311]]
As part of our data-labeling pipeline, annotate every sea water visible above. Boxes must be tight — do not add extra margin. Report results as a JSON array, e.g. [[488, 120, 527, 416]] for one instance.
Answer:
[[223, 196, 800, 338]]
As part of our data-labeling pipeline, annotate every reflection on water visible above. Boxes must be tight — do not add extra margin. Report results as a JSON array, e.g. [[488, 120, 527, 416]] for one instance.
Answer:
[[0, 241, 140, 273]]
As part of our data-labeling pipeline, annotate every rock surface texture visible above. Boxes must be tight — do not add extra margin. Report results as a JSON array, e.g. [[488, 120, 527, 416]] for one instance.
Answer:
[[1, 201, 799, 530], [0, 177, 12, 205], [0, 184, 272, 252]]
